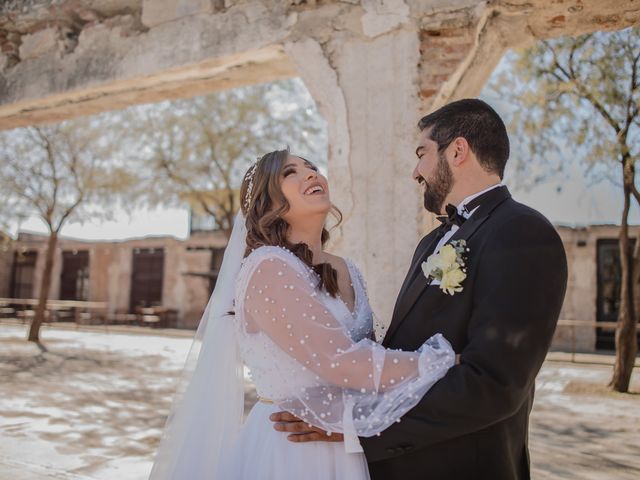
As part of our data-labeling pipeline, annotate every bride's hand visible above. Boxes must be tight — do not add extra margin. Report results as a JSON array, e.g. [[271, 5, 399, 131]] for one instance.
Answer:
[[270, 411, 344, 443]]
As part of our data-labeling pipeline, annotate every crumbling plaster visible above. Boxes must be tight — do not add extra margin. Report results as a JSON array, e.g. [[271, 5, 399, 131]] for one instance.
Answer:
[[3, 1, 638, 130]]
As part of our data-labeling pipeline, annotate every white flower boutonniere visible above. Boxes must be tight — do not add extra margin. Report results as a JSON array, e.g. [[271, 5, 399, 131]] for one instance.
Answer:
[[421, 240, 469, 295]]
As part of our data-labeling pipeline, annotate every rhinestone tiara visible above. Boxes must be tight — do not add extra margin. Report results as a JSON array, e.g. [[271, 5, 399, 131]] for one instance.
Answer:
[[242, 160, 259, 211]]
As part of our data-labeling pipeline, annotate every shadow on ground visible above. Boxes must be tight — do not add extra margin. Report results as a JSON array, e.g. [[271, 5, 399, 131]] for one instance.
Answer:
[[0, 325, 638, 480]]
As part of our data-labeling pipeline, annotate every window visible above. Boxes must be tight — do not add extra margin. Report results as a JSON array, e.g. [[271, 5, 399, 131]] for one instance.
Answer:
[[60, 250, 89, 301], [130, 248, 164, 311], [596, 239, 640, 351], [10, 250, 37, 298]]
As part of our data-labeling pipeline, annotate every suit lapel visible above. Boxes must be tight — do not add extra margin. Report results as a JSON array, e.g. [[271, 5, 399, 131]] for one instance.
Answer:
[[385, 231, 441, 345], [395, 231, 441, 303], [389, 242, 438, 333], [383, 186, 512, 345]]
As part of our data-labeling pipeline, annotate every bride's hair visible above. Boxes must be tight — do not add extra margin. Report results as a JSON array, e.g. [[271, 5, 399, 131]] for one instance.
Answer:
[[240, 148, 343, 297]]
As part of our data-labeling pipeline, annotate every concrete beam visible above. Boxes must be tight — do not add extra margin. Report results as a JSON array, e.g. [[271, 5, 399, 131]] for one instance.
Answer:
[[0, 1, 300, 129], [0, 45, 296, 129], [424, 0, 640, 109]]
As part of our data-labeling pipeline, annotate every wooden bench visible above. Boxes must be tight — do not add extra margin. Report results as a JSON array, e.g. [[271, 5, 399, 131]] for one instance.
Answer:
[[0, 298, 107, 325], [15, 309, 35, 324], [107, 312, 138, 325], [135, 306, 178, 328]]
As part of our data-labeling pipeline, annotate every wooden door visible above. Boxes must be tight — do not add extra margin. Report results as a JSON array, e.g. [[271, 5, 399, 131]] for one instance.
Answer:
[[129, 248, 164, 311], [60, 250, 89, 301]]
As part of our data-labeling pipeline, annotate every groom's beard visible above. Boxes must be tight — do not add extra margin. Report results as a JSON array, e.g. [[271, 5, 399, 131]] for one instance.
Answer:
[[423, 152, 454, 215]]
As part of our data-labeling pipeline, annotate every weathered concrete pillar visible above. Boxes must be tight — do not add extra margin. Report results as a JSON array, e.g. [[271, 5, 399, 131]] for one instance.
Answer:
[[287, 29, 423, 326]]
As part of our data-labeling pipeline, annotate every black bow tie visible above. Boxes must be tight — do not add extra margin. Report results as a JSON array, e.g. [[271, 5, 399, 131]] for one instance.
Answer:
[[437, 204, 466, 229], [436, 190, 493, 230]]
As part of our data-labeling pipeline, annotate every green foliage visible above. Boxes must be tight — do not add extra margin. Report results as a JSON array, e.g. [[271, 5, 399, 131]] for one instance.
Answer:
[[0, 78, 325, 238], [119, 78, 326, 234], [488, 27, 639, 186], [0, 120, 138, 234]]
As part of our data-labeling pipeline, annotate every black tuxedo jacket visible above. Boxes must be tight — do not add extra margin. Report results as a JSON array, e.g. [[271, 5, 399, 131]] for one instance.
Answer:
[[361, 187, 568, 480]]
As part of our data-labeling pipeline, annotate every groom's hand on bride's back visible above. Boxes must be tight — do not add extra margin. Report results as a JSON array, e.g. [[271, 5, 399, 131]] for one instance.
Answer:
[[269, 411, 344, 443]]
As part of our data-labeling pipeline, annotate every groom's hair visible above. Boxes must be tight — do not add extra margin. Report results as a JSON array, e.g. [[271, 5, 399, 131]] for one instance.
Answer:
[[418, 99, 509, 178]]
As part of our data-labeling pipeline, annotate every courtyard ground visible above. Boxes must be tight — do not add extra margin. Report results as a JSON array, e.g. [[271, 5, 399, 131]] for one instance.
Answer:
[[0, 323, 638, 480]]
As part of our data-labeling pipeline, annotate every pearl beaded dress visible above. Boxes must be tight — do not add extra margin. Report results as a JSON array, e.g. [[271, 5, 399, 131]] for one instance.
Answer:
[[219, 246, 455, 479]]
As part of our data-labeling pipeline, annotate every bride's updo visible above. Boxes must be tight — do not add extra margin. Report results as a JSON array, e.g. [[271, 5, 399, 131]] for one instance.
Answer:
[[240, 149, 343, 297]]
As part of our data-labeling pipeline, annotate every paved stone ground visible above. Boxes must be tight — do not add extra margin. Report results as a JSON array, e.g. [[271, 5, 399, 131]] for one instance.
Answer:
[[0, 323, 638, 479]]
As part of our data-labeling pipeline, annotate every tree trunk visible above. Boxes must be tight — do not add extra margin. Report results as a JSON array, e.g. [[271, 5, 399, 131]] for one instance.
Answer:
[[222, 211, 234, 240], [27, 231, 58, 343], [632, 237, 640, 345], [221, 199, 235, 240], [611, 181, 638, 392]]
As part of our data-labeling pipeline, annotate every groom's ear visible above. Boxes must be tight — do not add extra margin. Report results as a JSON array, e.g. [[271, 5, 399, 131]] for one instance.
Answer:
[[450, 137, 470, 167]]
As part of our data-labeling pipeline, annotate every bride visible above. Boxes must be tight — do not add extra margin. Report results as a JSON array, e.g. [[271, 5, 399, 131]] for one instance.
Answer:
[[149, 149, 455, 479]]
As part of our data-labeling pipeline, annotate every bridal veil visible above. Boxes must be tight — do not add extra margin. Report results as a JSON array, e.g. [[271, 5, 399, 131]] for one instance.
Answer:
[[148, 212, 247, 479]]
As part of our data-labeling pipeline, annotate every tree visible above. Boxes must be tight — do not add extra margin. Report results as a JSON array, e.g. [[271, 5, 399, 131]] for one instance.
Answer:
[[122, 79, 325, 238], [488, 27, 640, 392], [0, 120, 136, 343], [0, 197, 23, 247]]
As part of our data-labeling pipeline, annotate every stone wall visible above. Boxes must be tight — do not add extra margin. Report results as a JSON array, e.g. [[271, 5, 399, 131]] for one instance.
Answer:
[[2, 1, 638, 127], [3, 223, 636, 347], [0, 231, 228, 328], [553, 224, 640, 353]]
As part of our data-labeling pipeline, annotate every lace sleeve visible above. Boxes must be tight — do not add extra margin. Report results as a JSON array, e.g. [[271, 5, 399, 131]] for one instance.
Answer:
[[237, 247, 455, 437]]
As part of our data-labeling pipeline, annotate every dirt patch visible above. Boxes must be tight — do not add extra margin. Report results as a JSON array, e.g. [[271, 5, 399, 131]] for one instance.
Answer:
[[563, 380, 640, 396], [1, 325, 639, 480]]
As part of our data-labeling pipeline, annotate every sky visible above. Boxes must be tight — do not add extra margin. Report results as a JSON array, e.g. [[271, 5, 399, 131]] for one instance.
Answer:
[[481, 51, 640, 228], [16, 206, 191, 241], [506, 168, 638, 227]]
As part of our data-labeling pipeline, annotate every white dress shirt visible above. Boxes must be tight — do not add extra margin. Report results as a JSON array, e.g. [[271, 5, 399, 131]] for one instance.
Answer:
[[344, 183, 503, 452], [429, 183, 503, 285]]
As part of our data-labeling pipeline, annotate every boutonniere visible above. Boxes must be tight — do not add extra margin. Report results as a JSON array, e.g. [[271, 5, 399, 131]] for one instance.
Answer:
[[421, 240, 469, 295]]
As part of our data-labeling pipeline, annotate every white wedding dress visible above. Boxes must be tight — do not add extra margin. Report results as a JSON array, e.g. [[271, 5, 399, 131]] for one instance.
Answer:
[[217, 246, 455, 479], [149, 213, 454, 480]]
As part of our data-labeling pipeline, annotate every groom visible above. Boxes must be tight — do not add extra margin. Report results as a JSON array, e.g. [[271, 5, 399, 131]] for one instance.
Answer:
[[271, 99, 568, 479]]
